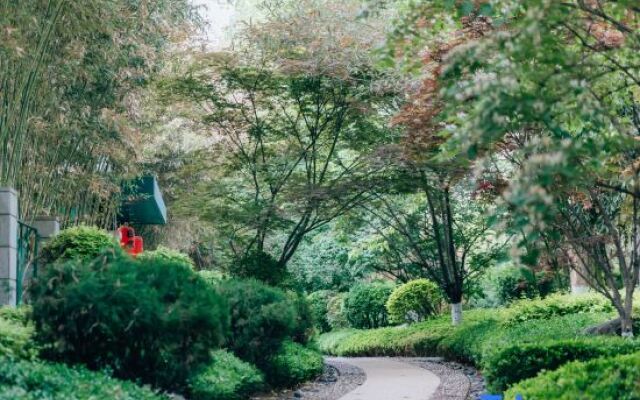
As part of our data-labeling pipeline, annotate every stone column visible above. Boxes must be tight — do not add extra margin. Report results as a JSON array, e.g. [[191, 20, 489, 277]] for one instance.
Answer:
[[570, 268, 590, 295], [28, 216, 60, 286], [0, 188, 18, 306], [32, 216, 60, 242]]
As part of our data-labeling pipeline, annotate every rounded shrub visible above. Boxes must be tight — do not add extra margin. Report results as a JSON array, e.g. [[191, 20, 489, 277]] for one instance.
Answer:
[[344, 281, 394, 329], [326, 292, 349, 330], [137, 246, 194, 268], [0, 357, 166, 400], [39, 226, 119, 266], [505, 352, 640, 400], [230, 250, 287, 286], [188, 350, 264, 400], [262, 341, 324, 388], [29, 250, 229, 392], [216, 279, 296, 367], [386, 279, 441, 324], [307, 290, 335, 333]]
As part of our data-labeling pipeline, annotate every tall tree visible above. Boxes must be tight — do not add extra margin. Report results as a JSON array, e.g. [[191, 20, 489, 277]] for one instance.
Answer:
[[399, 1, 640, 335], [163, 0, 397, 278]]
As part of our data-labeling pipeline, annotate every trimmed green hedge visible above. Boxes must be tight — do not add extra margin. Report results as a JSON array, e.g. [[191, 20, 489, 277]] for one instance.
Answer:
[[188, 350, 264, 400], [484, 337, 640, 392], [318, 308, 616, 391], [263, 341, 324, 388], [505, 352, 640, 400], [0, 357, 166, 399], [499, 292, 614, 326]]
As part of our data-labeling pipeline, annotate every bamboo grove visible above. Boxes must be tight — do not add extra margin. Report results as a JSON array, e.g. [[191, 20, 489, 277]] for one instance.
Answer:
[[0, 0, 193, 226]]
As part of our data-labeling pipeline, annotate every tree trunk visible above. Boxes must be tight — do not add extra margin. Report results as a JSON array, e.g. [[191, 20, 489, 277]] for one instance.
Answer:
[[451, 302, 463, 326], [621, 309, 634, 338]]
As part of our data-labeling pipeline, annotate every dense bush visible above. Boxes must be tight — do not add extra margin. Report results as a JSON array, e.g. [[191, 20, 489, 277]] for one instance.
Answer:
[[216, 279, 296, 367], [39, 226, 119, 266], [0, 308, 38, 360], [137, 246, 194, 268], [326, 292, 349, 330], [307, 290, 335, 333], [188, 350, 264, 400], [198, 269, 225, 286], [0, 357, 166, 400], [263, 341, 324, 388], [505, 353, 640, 400], [484, 337, 640, 392], [288, 291, 314, 344], [230, 250, 287, 286], [30, 251, 229, 392], [386, 279, 441, 324], [344, 281, 394, 329], [492, 266, 539, 304], [501, 292, 614, 325], [0, 306, 31, 325]]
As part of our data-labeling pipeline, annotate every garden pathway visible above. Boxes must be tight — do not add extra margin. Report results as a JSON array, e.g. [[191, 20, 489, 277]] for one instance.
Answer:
[[330, 357, 441, 400]]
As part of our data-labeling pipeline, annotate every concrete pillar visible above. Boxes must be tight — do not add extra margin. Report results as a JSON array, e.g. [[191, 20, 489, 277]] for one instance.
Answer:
[[571, 268, 590, 295], [0, 188, 18, 306], [32, 216, 59, 242]]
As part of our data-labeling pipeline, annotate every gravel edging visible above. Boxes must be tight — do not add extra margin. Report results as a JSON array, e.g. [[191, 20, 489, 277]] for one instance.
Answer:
[[251, 357, 485, 400], [251, 359, 366, 400], [402, 357, 486, 400]]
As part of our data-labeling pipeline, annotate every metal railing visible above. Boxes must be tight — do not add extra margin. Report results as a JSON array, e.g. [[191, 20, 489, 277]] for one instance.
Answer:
[[17, 221, 39, 306]]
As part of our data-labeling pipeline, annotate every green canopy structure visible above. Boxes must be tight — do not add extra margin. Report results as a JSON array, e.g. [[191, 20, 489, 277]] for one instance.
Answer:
[[118, 176, 167, 225]]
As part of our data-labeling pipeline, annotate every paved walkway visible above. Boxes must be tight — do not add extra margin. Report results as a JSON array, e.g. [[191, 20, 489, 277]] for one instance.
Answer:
[[329, 357, 441, 400]]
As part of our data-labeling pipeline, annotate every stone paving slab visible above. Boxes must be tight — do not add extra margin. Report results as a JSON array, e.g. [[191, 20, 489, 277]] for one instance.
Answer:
[[330, 357, 440, 400]]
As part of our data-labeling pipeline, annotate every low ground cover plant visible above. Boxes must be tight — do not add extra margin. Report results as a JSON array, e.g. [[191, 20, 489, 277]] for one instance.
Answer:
[[0, 357, 167, 400]]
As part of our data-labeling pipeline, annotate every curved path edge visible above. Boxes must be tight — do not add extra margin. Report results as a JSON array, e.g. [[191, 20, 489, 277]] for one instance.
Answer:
[[401, 358, 475, 400]]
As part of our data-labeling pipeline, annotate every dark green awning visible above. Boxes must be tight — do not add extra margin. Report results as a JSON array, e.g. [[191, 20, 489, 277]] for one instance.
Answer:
[[119, 176, 167, 225]]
